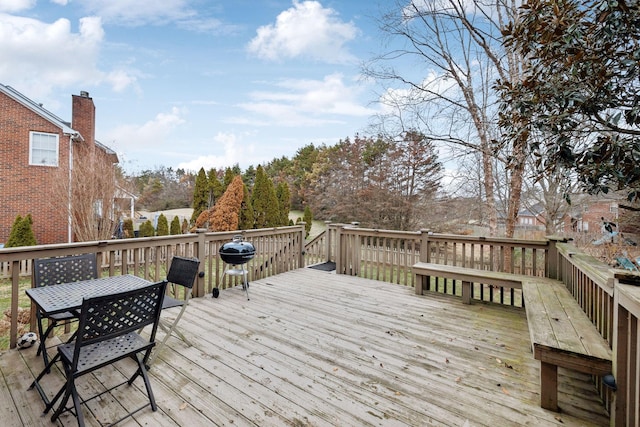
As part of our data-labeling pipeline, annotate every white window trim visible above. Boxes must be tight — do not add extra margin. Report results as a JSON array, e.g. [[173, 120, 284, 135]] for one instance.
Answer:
[[29, 131, 59, 167]]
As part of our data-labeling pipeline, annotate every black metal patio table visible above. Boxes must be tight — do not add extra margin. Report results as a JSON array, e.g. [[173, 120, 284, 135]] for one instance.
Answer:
[[26, 274, 153, 317]]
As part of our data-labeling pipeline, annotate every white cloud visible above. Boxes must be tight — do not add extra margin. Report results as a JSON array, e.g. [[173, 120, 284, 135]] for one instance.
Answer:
[[178, 132, 253, 172], [235, 73, 375, 127], [50, 0, 69, 5], [0, 0, 35, 13], [247, 0, 358, 64], [80, 0, 196, 26], [105, 107, 187, 147], [0, 14, 137, 97], [378, 71, 460, 113]]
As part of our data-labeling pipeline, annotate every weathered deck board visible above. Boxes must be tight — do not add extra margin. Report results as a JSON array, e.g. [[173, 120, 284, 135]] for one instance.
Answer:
[[0, 268, 609, 426]]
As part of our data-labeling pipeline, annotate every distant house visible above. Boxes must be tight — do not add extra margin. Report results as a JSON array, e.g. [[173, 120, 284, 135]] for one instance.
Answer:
[[564, 196, 619, 233], [517, 204, 546, 228], [0, 84, 120, 244]]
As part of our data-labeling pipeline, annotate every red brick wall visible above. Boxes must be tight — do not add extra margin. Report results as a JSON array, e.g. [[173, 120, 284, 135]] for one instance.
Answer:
[[0, 92, 72, 245], [563, 200, 618, 232]]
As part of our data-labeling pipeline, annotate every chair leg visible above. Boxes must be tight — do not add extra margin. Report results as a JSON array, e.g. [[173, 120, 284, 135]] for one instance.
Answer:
[[36, 318, 57, 371], [30, 351, 62, 405], [130, 354, 157, 411], [147, 309, 191, 366], [147, 324, 173, 366]]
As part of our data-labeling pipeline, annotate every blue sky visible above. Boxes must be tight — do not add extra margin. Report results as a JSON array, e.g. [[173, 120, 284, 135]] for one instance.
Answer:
[[0, 0, 388, 174]]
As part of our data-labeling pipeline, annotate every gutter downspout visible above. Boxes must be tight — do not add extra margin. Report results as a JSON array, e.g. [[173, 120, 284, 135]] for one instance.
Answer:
[[66, 132, 83, 243]]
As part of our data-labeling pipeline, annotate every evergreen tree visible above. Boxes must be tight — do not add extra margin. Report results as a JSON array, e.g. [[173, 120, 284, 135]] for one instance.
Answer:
[[239, 182, 255, 230], [222, 167, 235, 191], [209, 169, 224, 206], [251, 165, 280, 228], [156, 213, 169, 236], [5, 215, 37, 247], [138, 220, 155, 237], [170, 216, 181, 235], [276, 182, 291, 226], [242, 165, 256, 187], [181, 218, 189, 233], [303, 206, 313, 238], [191, 168, 209, 225]]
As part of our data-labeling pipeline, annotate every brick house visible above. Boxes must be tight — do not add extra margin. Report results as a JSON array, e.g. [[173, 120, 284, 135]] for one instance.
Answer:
[[564, 195, 619, 234], [0, 84, 119, 244]]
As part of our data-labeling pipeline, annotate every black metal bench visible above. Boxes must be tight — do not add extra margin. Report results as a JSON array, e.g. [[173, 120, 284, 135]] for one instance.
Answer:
[[413, 262, 612, 412]]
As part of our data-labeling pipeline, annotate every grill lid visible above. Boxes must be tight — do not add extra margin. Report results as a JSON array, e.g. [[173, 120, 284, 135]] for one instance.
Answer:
[[219, 235, 255, 264]]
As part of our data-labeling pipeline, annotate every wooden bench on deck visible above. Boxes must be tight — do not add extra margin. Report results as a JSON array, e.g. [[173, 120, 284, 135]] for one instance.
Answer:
[[413, 262, 613, 412]]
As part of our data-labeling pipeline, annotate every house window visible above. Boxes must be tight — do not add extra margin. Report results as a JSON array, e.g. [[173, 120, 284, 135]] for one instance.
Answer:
[[29, 132, 59, 166]]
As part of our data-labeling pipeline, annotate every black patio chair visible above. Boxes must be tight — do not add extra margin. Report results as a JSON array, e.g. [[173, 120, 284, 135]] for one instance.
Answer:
[[33, 254, 98, 369], [41, 280, 167, 427], [147, 256, 200, 365]]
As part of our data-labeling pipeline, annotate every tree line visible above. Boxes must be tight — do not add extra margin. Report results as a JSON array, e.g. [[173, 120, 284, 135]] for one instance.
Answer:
[[124, 131, 442, 233]]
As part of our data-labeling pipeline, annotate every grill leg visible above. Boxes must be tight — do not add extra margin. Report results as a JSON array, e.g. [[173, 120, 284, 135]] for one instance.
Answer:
[[242, 269, 250, 300]]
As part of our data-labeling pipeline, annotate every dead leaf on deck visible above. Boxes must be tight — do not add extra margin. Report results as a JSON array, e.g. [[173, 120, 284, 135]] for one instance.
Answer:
[[333, 367, 339, 372], [445, 358, 450, 364], [502, 387, 510, 395], [179, 402, 188, 410], [495, 358, 502, 364], [504, 362, 513, 369], [554, 415, 564, 423], [455, 377, 461, 383]]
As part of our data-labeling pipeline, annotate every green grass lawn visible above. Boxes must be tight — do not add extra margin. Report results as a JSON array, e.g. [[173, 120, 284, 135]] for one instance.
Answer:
[[288, 210, 326, 240]]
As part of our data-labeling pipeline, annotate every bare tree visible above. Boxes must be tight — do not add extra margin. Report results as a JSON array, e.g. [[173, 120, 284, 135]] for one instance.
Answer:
[[307, 134, 441, 230], [53, 145, 118, 242], [364, 0, 527, 236]]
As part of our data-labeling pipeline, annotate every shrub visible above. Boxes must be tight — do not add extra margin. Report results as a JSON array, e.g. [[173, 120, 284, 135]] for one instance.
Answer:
[[170, 216, 181, 235], [123, 219, 134, 238], [156, 213, 169, 236], [303, 206, 313, 238], [5, 214, 37, 247], [138, 220, 155, 237]]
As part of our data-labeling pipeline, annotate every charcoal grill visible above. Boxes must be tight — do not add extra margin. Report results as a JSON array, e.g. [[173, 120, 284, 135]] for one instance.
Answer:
[[215, 235, 255, 300]]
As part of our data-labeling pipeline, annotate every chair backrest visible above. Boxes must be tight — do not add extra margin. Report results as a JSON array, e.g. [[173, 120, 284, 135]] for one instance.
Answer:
[[167, 256, 200, 289], [34, 253, 98, 288], [73, 280, 167, 357]]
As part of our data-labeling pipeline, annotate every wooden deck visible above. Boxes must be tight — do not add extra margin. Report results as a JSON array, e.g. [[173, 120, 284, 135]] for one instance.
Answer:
[[0, 268, 609, 426]]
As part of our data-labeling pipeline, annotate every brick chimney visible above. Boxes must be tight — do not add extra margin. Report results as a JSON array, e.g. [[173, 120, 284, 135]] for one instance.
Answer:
[[71, 91, 95, 146]]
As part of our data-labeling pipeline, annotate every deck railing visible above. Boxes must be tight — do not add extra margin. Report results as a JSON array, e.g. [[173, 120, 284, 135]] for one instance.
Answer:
[[0, 225, 306, 349], [331, 225, 552, 307], [2, 223, 638, 425]]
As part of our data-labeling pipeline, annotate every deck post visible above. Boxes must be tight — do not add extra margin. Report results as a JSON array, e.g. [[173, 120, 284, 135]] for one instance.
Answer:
[[415, 230, 431, 295], [335, 226, 343, 275], [545, 236, 569, 280], [193, 228, 207, 297], [325, 221, 333, 263], [611, 281, 629, 427], [461, 280, 472, 304], [540, 361, 559, 411], [298, 224, 306, 268]]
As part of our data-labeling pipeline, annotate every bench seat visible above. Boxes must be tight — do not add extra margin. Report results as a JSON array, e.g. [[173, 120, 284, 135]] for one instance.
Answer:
[[522, 279, 612, 411], [413, 262, 612, 412]]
